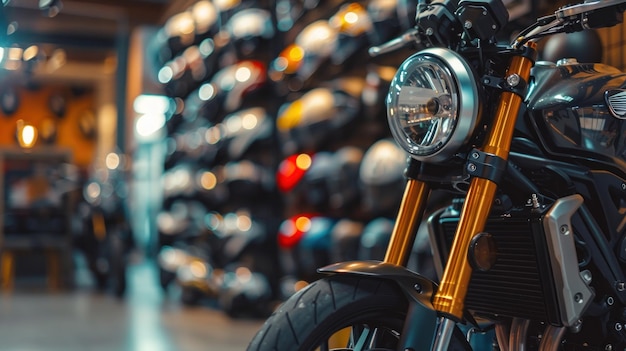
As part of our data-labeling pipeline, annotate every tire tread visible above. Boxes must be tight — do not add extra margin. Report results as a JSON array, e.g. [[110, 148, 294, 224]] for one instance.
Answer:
[[247, 276, 407, 351]]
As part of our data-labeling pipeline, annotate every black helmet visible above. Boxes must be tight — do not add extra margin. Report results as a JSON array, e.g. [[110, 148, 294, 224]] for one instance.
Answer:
[[300, 151, 335, 211], [396, 0, 418, 32], [218, 264, 273, 317], [221, 160, 278, 213], [157, 35, 231, 99], [274, 0, 321, 32], [276, 151, 333, 213], [203, 107, 275, 167], [269, 19, 339, 91], [326, 146, 363, 216], [296, 215, 334, 280], [223, 7, 276, 62], [368, 0, 402, 44], [193, 60, 269, 124], [155, 1, 220, 66], [191, 0, 221, 41], [329, 218, 364, 262], [358, 217, 394, 260], [541, 29, 603, 64], [277, 213, 334, 282], [327, 2, 373, 65]]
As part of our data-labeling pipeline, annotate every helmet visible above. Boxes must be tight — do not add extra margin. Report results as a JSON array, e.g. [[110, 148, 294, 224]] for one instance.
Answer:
[[359, 139, 407, 217], [218, 264, 274, 317], [155, 1, 220, 66], [189, 160, 279, 215], [541, 29, 603, 64], [164, 97, 186, 134], [329, 218, 364, 262], [163, 117, 212, 169], [361, 65, 397, 123], [192, 0, 221, 40], [326, 146, 363, 216], [158, 36, 230, 99], [328, 3, 373, 65], [203, 107, 275, 167], [158, 11, 196, 64], [157, 199, 210, 247], [274, 0, 321, 32], [396, 0, 418, 32], [192, 60, 269, 124], [276, 151, 333, 213], [193, 167, 230, 209], [277, 214, 334, 282], [276, 85, 360, 155], [207, 210, 268, 262], [212, 209, 280, 316], [368, 0, 402, 44], [300, 151, 335, 211], [269, 20, 339, 91], [162, 164, 196, 202], [297, 216, 334, 277], [223, 8, 276, 62], [358, 217, 394, 260], [221, 160, 278, 213]]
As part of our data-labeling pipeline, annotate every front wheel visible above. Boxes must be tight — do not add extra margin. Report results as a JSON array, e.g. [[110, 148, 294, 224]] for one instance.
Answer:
[[247, 275, 409, 351]]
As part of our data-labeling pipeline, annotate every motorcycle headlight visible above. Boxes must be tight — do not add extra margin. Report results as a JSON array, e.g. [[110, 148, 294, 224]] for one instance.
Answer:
[[386, 47, 480, 162]]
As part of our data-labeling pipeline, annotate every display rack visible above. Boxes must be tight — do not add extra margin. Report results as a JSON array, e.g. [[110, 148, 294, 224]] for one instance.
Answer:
[[0, 148, 75, 290]]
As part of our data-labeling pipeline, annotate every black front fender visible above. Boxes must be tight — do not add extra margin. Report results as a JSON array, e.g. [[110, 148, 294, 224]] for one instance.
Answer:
[[318, 260, 438, 312], [319, 260, 477, 351]]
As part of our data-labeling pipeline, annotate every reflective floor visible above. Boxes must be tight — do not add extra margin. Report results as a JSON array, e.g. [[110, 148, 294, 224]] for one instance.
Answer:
[[0, 255, 265, 351]]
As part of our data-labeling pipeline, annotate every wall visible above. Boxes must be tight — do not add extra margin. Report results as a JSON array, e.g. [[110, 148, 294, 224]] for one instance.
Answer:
[[598, 24, 626, 71], [0, 77, 97, 169]]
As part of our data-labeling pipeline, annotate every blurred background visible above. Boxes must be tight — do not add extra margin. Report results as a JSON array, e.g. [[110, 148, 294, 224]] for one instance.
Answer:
[[0, 0, 622, 350]]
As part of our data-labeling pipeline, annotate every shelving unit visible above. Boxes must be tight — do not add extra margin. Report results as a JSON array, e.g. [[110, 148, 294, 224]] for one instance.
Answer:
[[0, 148, 75, 290]]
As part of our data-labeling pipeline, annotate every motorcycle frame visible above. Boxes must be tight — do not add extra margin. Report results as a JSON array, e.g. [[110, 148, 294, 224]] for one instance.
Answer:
[[320, 43, 537, 350], [299, 0, 626, 349]]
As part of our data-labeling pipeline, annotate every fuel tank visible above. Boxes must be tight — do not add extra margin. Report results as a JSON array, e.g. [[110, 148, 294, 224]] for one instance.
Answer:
[[526, 61, 626, 169]]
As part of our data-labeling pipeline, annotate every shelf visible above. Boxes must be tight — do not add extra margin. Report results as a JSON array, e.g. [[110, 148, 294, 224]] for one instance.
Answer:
[[0, 148, 75, 289]]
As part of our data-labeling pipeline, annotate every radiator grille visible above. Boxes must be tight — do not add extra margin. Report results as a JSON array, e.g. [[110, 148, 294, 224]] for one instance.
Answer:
[[439, 215, 560, 324]]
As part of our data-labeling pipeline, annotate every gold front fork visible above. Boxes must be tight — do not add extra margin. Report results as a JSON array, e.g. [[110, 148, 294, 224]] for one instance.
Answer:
[[432, 46, 535, 319], [384, 178, 430, 266]]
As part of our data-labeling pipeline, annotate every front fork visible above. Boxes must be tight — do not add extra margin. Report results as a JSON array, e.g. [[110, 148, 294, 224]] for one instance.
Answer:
[[383, 45, 536, 350]]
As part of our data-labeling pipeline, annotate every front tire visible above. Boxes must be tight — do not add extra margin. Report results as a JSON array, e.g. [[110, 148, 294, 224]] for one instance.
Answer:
[[247, 275, 409, 351]]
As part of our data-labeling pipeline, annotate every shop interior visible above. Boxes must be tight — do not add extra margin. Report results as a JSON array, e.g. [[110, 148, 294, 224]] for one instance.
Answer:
[[0, 0, 623, 349]]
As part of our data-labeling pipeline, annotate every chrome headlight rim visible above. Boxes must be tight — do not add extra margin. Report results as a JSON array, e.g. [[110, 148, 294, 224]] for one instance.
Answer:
[[387, 47, 480, 162]]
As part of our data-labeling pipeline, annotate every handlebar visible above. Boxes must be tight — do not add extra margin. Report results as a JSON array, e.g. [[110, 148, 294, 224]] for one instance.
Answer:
[[368, 28, 420, 57], [512, 0, 626, 48], [371, 0, 626, 55], [556, 0, 626, 19]]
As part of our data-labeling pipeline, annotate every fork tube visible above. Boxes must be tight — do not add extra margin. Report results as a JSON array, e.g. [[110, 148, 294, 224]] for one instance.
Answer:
[[431, 46, 535, 320], [383, 178, 430, 266]]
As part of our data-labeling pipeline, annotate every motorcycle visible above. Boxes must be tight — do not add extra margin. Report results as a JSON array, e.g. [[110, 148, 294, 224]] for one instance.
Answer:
[[248, 1, 626, 350], [75, 163, 134, 297]]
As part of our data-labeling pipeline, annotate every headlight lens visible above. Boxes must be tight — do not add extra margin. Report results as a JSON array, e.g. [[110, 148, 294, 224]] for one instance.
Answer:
[[386, 47, 479, 162]]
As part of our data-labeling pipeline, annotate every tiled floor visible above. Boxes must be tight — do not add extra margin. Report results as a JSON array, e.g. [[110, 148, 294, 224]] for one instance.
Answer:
[[0, 256, 265, 351]]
